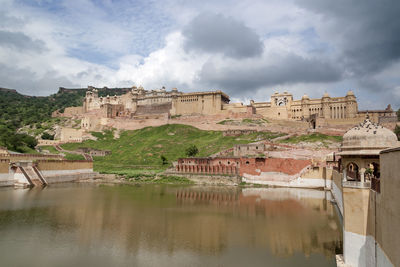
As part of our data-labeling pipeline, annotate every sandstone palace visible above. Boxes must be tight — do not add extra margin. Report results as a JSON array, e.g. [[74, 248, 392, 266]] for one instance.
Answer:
[[83, 86, 360, 120], [55, 85, 396, 135], [86, 86, 394, 116]]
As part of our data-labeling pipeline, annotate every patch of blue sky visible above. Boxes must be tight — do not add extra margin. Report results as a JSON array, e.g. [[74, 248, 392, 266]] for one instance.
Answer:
[[16, 0, 66, 14], [300, 27, 333, 54], [264, 29, 290, 38], [17, 0, 174, 55], [67, 45, 122, 69]]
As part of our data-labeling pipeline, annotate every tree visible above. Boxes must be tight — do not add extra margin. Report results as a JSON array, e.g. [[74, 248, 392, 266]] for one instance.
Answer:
[[397, 108, 400, 121], [160, 155, 168, 165], [185, 145, 199, 157], [395, 125, 400, 141], [41, 132, 54, 140], [21, 134, 37, 149]]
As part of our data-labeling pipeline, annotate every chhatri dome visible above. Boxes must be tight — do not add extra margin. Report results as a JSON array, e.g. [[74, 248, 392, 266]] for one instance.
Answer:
[[301, 94, 309, 100], [323, 92, 330, 98], [346, 90, 355, 96], [340, 117, 398, 155]]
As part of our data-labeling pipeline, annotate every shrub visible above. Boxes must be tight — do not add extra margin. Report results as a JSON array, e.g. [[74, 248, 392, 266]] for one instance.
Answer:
[[41, 132, 54, 140], [394, 125, 400, 141], [160, 155, 168, 165], [185, 144, 199, 157]]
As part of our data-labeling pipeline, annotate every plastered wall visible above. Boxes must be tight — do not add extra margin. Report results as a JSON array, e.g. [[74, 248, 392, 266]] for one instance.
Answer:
[[343, 187, 371, 236], [375, 148, 400, 267]]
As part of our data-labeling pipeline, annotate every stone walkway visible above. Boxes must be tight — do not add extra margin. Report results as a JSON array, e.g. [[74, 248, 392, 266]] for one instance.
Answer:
[[54, 145, 93, 161]]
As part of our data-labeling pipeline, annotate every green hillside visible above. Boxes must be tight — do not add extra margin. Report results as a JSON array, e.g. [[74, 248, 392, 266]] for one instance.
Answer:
[[60, 124, 284, 175], [279, 133, 343, 144]]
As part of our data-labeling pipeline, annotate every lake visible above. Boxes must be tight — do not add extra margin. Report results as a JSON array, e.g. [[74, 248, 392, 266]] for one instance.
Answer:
[[0, 184, 342, 267]]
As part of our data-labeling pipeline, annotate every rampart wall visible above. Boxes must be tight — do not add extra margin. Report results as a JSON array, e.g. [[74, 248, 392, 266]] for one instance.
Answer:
[[0, 159, 12, 186], [36, 160, 93, 171], [0, 159, 9, 173], [0, 154, 63, 161]]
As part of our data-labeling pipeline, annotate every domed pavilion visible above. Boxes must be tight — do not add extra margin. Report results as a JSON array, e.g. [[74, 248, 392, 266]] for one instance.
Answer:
[[338, 116, 398, 183]]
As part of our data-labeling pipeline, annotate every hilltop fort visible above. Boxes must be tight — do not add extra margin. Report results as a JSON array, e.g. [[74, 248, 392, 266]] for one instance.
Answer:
[[54, 86, 395, 132]]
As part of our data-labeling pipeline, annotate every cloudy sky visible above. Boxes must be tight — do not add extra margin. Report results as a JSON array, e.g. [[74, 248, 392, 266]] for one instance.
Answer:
[[1, 0, 399, 109]]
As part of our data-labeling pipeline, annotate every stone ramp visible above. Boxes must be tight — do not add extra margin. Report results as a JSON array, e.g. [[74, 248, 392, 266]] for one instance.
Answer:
[[18, 166, 47, 187]]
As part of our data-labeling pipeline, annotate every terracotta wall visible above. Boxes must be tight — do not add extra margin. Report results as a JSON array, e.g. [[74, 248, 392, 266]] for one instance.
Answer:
[[239, 158, 311, 176], [176, 157, 311, 177]]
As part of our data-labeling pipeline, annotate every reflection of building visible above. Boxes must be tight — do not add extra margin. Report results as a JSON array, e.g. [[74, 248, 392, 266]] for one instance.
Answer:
[[176, 187, 342, 258]]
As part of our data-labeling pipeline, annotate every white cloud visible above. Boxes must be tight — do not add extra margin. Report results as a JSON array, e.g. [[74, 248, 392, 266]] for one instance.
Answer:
[[0, 0, 398, 109]]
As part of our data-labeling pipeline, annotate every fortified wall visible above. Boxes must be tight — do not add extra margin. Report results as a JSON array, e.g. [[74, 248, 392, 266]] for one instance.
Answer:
[[0, 159, 12, 186], [53, 85, 397, 135], [0, 152, 97, 187]]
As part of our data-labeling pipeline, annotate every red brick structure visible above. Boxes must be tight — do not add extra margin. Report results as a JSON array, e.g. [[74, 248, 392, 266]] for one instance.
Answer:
[[176, 157, 240, 175], [176, 157, 311, 177]]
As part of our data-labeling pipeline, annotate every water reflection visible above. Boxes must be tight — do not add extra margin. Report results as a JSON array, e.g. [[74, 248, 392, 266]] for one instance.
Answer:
[[0, 184, 341, 267]]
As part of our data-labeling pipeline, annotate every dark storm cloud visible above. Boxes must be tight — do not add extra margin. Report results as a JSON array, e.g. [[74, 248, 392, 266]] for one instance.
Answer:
[[0, 31, 47, 53], [0, 63, 77, 96], [297, 0, 400, 76], [198, 54, 342, 95], [183, 12, 263, 59]]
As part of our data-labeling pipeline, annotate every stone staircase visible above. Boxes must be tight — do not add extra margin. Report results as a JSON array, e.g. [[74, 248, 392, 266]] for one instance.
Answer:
[[18, 165, 47, 187]]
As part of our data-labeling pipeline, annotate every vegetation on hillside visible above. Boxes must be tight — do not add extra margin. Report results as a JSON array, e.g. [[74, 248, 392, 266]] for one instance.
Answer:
[[0, 87, 127, 152], [397, 108, 400, 121], [395, 125, 400, 141], [217, 118, 269, 125], [60, 124, 284, 174], [279, 133, 343, 144]]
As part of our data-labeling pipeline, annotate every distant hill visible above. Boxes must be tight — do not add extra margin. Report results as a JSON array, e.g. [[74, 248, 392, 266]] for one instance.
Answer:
[[0, 86, 129, 152]]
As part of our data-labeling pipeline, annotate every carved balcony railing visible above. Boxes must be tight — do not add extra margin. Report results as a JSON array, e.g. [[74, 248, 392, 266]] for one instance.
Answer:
[[346, 170, 360, 181]]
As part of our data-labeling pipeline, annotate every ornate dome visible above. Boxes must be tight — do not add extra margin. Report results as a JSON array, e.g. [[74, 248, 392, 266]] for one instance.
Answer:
[[340, 118, 398, 155], [323, 92, 330, 98], [346, 90, 355, 96], [301, 94, 309, 100]]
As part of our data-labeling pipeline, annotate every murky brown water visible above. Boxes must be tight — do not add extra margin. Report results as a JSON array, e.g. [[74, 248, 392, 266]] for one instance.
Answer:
[[0, 184, 342, 267]]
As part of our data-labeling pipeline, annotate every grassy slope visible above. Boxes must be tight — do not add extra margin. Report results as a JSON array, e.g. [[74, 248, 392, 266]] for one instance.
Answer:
[[279, 133, 343, 144], [60, 124, 284, 174]]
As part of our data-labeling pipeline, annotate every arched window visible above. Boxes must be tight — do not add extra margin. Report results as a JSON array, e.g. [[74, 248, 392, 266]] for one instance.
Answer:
[[346, 162, 360, 181]]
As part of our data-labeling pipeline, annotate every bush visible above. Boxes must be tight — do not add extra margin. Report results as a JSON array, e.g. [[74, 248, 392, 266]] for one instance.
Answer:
[[394, 125, 400, 141], [160, 155, 168, 165], [41, 132, 54, 140], [185, 144, 199, 157]]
